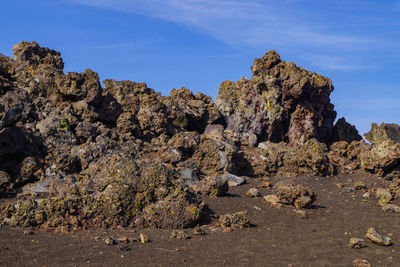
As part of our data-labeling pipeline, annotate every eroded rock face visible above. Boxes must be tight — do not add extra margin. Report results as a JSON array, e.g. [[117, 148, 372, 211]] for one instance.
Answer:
[[216, 50, 336, 146], [364, 122, 400, 144]]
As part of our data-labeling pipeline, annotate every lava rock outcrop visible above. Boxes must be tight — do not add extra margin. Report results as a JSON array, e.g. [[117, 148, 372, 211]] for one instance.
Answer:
[[1, 41, 399, 230], [216, 50, 336, 146]]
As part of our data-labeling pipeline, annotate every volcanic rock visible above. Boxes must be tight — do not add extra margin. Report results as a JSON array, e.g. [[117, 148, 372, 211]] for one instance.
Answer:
[[245, 188, 260, 198], [364, 122, 400, 144], [218, 211, 251, 230], [276, 184, 316, 208], [352, 259, 370, 267], [365, 227, 393, 246], [190, 176, 229, 197], [216, 50, 336, 146], [244, 138, 334, 177], [169, 229, 189, 239], [0, 171, 11, 193], [1, 41, 395, 233], [330, 117, 362, 144], [382, 204, 400, 213], [349, 238, 367, 249], [360, 139, 400, 179]]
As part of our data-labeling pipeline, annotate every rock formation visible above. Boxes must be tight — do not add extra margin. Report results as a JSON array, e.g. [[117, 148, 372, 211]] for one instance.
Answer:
[[364, 122, 400, 144], [216, 50, 337, 146], [0, 41, 398, 231]]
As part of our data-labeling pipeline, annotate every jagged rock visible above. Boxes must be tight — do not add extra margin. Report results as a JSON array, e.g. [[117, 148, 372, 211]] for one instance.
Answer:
[[12, 41, 64, 97], [364, 122, 400, 144], [1, 156, 203, 229], [190, 176, 229, 197], [0, 53, 15, 94], [192, 135, 242, 176], [331, 117, 362, 144], [218, 211, 250, 230], [244, 138, 334, 177], [360, 139, 400, 179], [163, 87, 222, 132], [223, 172, 245, 187], [245, 188, 260, 198], [276, 184, 316, 208], [216, 50, 336, 146], [2, 40, 399, 232], [56, 69, 102, 102]]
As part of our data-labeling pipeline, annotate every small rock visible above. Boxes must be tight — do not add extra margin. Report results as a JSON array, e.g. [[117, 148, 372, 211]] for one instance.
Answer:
[[365, 227, 393, 246], [193, 226, 205, 235], [362, 192, 371, 199], [258, 180, 272, 188], [246, 188, 260, 198], [119, 244, 131, 251], [23, 230, 34, 235], [336, 183, 344, 188], [294, 209, 307, 218], [169, 230, 188, 239], [264, 195, 281, 207], [346, 187, 355, 193], [219, 211, 250, 230], [140, 233, 149, 243], [349, 238, 367, 249], [294, 196, 312, 209], [378, 197, 392, 207], [105, 238, 117, 246], [376, 188, 392, 206], [116, 236, 128, 243], [352, 258, 370, 267], [382, 204, 400, 213], [224, 172, 245, 187], [277, 184, 316, 208], [191, 176, 229, 197], [354, 181, 367, 190]]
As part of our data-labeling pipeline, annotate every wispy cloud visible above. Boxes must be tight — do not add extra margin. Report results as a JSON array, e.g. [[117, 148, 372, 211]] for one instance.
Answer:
[[67, 0, 376, 51], [301, 54, 378, 71]]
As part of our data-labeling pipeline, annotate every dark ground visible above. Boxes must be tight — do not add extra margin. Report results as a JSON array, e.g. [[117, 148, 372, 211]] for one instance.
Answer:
[[1, 174, 399, 267]]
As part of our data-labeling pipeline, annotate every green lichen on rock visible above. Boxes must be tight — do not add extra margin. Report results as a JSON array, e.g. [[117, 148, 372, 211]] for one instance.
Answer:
[[364, 122, 400, 144]]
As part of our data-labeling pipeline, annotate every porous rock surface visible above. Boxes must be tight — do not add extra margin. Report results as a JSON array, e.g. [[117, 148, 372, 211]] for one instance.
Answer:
[[216, 50, 337, 146], [0, 41, 399, 230], [364, 122, 400, 144]]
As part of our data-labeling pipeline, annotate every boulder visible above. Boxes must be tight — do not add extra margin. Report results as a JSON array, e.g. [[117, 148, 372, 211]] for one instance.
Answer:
[[276, 184, 316, 208], [360, 139, 400, 179]]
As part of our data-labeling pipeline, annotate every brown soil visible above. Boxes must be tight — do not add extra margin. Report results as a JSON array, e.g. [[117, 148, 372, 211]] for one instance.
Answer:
[[1, 174, 400, 266]]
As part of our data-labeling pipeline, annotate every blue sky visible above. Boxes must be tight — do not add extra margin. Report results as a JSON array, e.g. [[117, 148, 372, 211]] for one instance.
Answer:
[[1, 0, 399, 135]]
